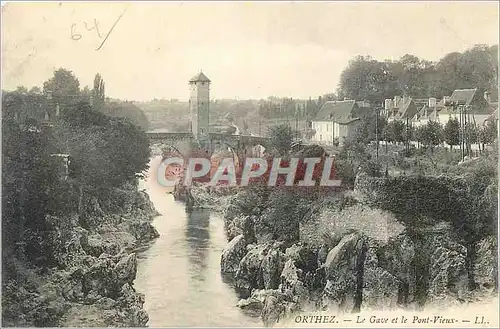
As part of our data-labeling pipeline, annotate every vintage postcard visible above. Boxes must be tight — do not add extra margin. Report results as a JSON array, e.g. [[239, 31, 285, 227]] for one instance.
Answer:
[[1, 1, 498, 328]]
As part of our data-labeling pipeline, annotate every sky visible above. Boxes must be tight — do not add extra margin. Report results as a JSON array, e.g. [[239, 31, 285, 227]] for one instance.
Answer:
[[2, 1, 499, 101]]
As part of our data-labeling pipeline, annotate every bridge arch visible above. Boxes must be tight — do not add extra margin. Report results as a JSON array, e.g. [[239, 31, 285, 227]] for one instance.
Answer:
[[151, 143, 185, 159]]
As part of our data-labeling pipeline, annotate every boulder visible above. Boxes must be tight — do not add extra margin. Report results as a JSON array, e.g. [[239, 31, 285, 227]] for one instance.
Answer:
[[361, 247, 400, 311], [114, 254, 138, 287], [378, 234, 416, 304], [474, 235, 498, 293], [235, 244, 270, 295], [262, 246, 285, 289], [221, 235, 248, 274], [322, 233, 367, 313], [129, 221, 160, 242], [261, 295, 285, 327], [426, 235, 469, 306], [280, 259, 309, 307], [85, 234, 120, 257], [285, 243, 317, 273]]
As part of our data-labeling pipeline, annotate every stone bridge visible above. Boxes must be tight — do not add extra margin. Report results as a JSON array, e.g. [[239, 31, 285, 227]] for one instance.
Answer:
[[146, 130, 269, 160]]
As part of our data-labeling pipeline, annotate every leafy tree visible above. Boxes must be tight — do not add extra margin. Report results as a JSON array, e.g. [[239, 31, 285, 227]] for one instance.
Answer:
[[43, 68, 81, 109], [337, 44, 498, 101], [268, 124, 294, 156], [479, 120, 497, 149], [383, 120, 405, 144], [421, 121, 444, 152], [444, 117, 460, 150], [353, 110, 387, 144], [413, 125, 426, 148], [43, 68, 80, 97], [338, 56, 393, 102], [15, 86, 28, 93], [61, 101, 109, 129], [464, 122, 479, 146], [92, 73, 105, 111], [2, 117, 60, 266], [102, 101, 150, 130], [402, 121, 414, 144], [335, 140, 381, 188], [28, 86, 42, 95]]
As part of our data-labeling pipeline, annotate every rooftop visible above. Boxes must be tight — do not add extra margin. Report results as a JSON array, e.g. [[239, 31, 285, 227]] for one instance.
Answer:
[[314, 100, 358, 124], [189, 72, 211, 83], [450, 88, 477, 105]]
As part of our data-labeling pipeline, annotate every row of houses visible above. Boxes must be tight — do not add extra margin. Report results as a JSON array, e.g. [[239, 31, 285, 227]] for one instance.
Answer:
[[310, 88, 498, 145]]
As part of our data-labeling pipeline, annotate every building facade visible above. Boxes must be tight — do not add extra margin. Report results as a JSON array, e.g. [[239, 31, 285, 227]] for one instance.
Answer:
[[310, 100, 366, 145], [189, 72, 211, 139]]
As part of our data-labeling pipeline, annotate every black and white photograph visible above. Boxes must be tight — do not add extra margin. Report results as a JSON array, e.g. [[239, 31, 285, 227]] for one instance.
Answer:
[[1, 1, 499, 327]]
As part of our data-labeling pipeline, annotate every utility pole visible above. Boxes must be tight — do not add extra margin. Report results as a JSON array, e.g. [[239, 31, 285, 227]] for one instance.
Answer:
[[375, 106, 379, 162], [295, 102, 299, 141]]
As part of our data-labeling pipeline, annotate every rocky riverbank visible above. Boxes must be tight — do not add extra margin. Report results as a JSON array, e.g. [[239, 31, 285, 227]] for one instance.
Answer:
[[216, 175, 498, 327], [2, 187, 160, 327]]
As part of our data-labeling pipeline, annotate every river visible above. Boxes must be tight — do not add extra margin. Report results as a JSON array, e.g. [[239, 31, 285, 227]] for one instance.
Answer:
[[135, 157, 262, 327]]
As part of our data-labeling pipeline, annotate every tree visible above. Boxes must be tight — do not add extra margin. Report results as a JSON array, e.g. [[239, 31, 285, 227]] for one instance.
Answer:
[[28, 86, 42, 95], [383, 120, 405, 144], [92, 73, 105, 111], [337, 44, 499, 101], [479, 120, 497, 150], [353, 110, 387, 144], [43, 68, 80, 97], [414, 125, 425, 148], [444, 117, 460, 150], [42, 68, 81, 111], [2, 115, 60, 266], [15, 86, 28, 94], [268, 124, 294, 156], [464, 122, 479, 148], [421, 121, 444, 152], [338, 56, 394, 102]]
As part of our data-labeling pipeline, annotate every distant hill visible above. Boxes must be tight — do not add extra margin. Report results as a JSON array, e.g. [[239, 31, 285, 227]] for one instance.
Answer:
[[102, 101, 150, 130]]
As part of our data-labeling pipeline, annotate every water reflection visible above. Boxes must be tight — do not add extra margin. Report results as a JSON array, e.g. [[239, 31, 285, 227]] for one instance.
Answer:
[[185, 209, 210, 282], [134, 157, 262, 327]]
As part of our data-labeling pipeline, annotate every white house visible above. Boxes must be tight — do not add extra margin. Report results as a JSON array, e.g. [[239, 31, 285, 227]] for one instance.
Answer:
[[413, 89, 493, 128], [310, 100, 367, 145]]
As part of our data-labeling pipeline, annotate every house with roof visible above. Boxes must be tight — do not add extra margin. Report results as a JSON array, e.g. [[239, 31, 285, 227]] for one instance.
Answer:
[[412, 97, 445, 127], [412, 89, 495, 128], [442, 88, 491, 125], [310, 100, 369, 145], [385, 96, 419, 123]]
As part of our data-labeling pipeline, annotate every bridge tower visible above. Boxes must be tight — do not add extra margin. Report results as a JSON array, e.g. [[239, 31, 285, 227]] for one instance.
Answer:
[[189, 71, 211, 140]]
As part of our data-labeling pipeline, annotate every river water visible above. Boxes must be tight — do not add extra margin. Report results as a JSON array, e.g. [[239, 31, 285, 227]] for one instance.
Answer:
[[135, 157, 262, 327]]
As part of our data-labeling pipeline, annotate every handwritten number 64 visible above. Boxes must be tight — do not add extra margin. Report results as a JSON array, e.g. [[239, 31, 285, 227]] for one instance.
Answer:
[[70, 8, 128, 51]]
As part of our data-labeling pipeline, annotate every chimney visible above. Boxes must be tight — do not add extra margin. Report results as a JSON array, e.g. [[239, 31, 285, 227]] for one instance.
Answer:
[[484, 91, 491, 104], [384, 99, 392, 110], [394, 96, 401, 107], [428, 97, 437, 107]]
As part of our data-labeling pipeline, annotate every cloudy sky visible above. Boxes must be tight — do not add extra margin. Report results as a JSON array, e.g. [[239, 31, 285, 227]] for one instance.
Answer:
[[2, 2, 498, 101]]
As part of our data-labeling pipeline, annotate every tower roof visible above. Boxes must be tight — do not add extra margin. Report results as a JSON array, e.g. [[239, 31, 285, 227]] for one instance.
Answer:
[[189, 72, 211, 83]]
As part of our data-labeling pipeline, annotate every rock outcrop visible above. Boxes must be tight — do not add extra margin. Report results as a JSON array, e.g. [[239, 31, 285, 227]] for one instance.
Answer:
[[2, 188, 159, 327]]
